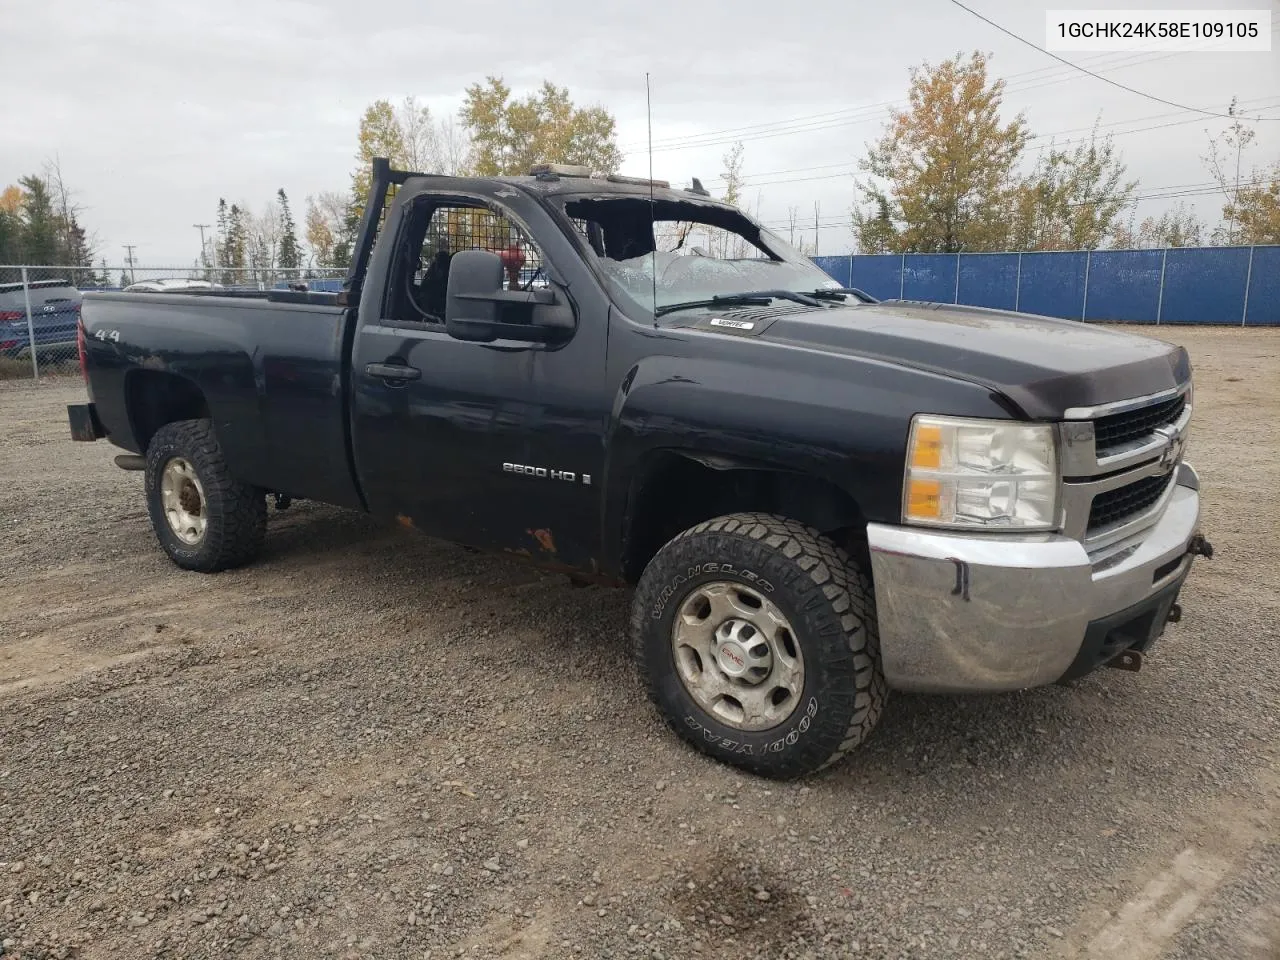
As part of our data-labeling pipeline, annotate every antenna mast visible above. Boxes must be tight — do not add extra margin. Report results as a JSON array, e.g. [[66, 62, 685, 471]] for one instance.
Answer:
[[646, 72, 658, 328]]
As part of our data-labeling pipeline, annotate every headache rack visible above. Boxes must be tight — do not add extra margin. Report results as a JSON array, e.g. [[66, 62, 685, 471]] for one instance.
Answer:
[[341, 157, 434, 309]]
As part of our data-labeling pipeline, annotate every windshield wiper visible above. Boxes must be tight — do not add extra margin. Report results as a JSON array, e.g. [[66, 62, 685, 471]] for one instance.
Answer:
[[809, 286, 879, 304], [654, 289, 823, 318]]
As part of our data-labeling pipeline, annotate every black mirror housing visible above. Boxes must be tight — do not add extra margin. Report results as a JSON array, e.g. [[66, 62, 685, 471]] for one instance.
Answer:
[[445, 250, 504, 342], [444, 249, 566, 344]]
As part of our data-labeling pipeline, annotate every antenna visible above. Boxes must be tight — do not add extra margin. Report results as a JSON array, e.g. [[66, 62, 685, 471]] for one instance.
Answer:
[[646, 72, 658, 328]]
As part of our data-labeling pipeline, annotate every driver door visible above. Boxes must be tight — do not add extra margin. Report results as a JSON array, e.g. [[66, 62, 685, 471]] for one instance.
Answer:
[[350, 192, 608, 567]]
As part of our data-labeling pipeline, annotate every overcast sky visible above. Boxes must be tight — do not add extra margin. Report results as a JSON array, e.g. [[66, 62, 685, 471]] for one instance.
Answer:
[[3, 0, 1277, 267]]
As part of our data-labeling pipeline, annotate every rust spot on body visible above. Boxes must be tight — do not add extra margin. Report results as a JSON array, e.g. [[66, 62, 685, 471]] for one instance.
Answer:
[[528, 528, 556, 554]]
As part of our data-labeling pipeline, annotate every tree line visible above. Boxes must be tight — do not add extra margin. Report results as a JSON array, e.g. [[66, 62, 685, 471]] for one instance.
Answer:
[[7, 61, 1277, 280], [301, 77, 623, 269], [0, 161, 98, 280], [851, 52, 1278, 254], [205, 190, 301, 284]]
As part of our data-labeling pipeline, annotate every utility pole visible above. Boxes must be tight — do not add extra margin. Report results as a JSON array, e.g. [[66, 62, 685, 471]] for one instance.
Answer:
[[193, 224, 211, 268], [122, 244, 137, 286], [813, 201, 820, 256]]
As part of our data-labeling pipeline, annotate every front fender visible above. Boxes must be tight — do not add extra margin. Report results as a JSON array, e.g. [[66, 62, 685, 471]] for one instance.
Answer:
[[599, 348, 1019, 575]]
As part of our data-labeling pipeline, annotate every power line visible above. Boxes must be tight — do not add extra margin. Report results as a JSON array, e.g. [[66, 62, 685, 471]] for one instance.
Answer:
[[622, 29, 1279, 155], [624, 43, 1232, 152], [942, 0, 1274, 121], [696, 98, 1280, 191]]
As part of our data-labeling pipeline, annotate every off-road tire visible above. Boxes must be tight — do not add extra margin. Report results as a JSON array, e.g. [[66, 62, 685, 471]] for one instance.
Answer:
[[145, 419, 266, 572], [631, 512, 886, 779]]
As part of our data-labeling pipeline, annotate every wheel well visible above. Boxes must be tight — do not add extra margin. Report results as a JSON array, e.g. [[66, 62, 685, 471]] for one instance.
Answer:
[[125, 370, 211, 452], [621, 451, 867, 582]]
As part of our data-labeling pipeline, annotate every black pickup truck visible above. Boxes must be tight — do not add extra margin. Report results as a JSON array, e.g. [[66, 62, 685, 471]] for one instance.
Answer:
[[69, 159, 1211, 778]]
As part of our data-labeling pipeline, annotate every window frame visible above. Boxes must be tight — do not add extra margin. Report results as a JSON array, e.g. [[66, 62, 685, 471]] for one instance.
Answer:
[[382, 191, 554, 330]]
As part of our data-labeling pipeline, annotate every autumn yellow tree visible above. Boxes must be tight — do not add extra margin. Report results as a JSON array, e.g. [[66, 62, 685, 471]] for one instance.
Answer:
[[1010, 125, 1137, 250], [349, 97, 471, 204], [1110, 203, 1205, 249], [460, 78, 623, 176], [853, 52, 1028, 253], [1201, 104, 1277, 245], [1221, 167, 1280, 244], [1203, 107, 1279, 245]]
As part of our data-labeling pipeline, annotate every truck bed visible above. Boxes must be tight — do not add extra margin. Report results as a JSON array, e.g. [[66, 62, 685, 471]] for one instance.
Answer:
[[80, 291, 362, 509]]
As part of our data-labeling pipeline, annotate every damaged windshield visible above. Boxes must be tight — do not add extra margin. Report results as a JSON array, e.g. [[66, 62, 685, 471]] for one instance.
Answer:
[[557, 195, 840, 317]]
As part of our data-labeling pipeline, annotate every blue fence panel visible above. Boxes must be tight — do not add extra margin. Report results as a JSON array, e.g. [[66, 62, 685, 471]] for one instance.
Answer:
[[1015, 251, 1087, 319], [1245, 246, 1280, 326], [902, 254, 958, 303], [850, 255, 903, 301], [808, 245, 1278, 324], [812, 256, 852, 286], [957, 253, 1019, 311], [1084, 250, 1163, 323], [1161, 246, 1251, 324]]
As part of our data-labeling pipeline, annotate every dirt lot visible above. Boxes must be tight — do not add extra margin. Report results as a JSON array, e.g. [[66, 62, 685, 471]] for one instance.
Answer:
[[2, 326, 1278, 960]]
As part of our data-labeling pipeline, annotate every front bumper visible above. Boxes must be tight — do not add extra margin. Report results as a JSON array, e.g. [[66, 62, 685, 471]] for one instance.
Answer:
[[866, 462, 1204, 693]]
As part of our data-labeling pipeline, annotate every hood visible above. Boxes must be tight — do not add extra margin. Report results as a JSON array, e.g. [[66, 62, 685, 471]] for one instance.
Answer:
[[707, 301, 1190, 419]]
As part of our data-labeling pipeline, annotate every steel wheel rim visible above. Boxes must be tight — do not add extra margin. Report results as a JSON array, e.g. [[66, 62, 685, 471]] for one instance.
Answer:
[[160, 457, 207, 545], [670, 580, 804, 731]]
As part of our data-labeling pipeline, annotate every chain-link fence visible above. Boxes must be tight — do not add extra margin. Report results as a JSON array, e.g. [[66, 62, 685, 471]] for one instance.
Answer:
[[0, 265, 347, 380]]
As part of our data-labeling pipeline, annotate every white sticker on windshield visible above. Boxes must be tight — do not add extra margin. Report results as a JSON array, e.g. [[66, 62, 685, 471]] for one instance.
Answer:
[[709, 317, 755, 330], [820, 279, 841, 289]]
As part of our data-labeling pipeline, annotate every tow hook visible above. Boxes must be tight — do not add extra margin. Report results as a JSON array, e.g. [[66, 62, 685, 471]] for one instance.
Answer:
[[1105, 649, 1143, 672], [1187, 534, 1214, 559]]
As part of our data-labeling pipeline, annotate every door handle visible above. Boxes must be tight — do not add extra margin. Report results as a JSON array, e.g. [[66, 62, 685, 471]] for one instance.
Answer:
[[365, 362, 421, 382]]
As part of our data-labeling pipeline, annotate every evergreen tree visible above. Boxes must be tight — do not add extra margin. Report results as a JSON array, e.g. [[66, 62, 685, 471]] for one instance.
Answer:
[[215, 199, 231, 283], [0, 203, 19, 263], [277, 189, 300, 271], [225, 204, 247, 277], [17, 176, 59, 263]]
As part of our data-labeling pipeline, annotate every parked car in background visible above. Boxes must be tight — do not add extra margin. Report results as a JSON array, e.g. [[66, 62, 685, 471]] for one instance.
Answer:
[[0, 279, 82, 357], [122, 278, 222, 294]]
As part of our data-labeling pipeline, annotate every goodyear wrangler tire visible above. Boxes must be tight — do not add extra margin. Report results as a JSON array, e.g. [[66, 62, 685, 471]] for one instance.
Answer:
[[631, 512, 886, 779], [144, 419, 267, 573]]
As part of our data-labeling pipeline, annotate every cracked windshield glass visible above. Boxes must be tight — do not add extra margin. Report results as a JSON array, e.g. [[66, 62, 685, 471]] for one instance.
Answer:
[[561, 197, 839, 316]]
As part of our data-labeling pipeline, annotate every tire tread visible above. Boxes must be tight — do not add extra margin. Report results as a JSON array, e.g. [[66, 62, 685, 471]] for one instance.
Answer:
[[145, 419, 266, 572], [631, 511, 886, 778]]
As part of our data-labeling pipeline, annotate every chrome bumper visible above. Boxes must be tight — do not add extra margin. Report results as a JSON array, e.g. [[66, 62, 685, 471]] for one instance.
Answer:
[[866, 463, 1202, 693]]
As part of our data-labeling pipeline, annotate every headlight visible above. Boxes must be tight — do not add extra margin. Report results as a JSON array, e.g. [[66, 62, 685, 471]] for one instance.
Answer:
[[903, 415, 1059, 530]]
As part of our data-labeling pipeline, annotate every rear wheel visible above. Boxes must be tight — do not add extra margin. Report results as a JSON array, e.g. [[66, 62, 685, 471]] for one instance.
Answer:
[[144, 419, 266, 572], [630, 512, 886, 779]]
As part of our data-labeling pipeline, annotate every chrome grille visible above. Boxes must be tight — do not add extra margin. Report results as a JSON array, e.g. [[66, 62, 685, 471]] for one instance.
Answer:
[[1087, 473, 1174, 534], [1058, 383, 1192, 548], [1093, 394, 1186, 452]]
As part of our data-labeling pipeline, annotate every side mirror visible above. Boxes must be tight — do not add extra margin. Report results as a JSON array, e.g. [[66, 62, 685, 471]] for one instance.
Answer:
[[444, 249, 567, 344], [444, 250, 503, 342]]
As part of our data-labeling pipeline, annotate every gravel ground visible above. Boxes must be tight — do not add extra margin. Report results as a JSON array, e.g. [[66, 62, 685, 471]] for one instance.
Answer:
[[2, 325, 1278, 960]]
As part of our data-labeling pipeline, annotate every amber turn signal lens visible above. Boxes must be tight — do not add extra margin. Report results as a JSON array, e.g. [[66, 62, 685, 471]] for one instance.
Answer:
[[906, 479, 942, 519], [911, 423, 943, 469]]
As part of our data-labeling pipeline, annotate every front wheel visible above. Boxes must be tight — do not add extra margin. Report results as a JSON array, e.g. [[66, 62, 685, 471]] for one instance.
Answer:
[[144, 419, 266, 572], [630, 513, 886, 779]]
